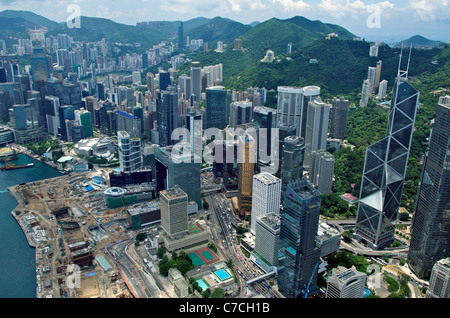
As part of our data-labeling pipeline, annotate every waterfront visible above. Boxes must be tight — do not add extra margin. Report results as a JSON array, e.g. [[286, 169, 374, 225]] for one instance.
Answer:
[[0, 154, 62, 298]]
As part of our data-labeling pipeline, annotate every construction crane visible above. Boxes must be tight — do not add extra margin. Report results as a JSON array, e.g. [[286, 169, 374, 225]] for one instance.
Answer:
[[302, 260, 320, 298]]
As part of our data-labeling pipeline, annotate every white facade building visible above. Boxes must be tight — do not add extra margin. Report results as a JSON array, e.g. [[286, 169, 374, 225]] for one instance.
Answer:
[[251, 172, 282, 234]]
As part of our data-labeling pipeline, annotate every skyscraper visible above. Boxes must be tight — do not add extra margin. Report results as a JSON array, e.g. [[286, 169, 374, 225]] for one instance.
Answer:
[[280, 135, 305, 193], [178, 22, 184, 50], [277, 178, 322, 298], [330, 97, 349, 140], [354, 51, 420, 250], [276, 86, 303, 136], [205, 86, 227, 129], [238, 134, 256, 219], [426, 258, 450, 298], [360, 79, 371, 107], [229, 100, 253, 128], [304, 99, 331, 170], [407, 96, 450, 278], [159, 71, 171, 91], [156, 90, 179, 147], [373, 60, 383, 93], [160, 185, 188, 239], [118, 131, 142, 172], [378, 80, 388, 99], [190, 61, 202, 106], [310, 149, 335, 195], [185, 107, 202, 156], [252, 212, 281, 270], [251, 172, 282, 234], [155, 145, 201, 207]]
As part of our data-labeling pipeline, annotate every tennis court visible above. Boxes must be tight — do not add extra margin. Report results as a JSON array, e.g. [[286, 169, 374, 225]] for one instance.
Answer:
[[188, 247, 219, 267], [188, 252, 206, 267]]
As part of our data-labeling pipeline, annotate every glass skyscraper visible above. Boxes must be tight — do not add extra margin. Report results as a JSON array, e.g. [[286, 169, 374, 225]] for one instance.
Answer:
[[205, 86, 227, 130], [407, 96, 450, 279], [354, 56, 419, 250], [277, 178, 322, 298]]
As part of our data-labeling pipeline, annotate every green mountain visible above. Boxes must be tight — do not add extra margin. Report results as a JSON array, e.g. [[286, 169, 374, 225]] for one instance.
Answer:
[[284, 16, 354, 40], [0, 10, 59, 29], [394, 35, 446, 48], [185, 16, 252, 44], [239, 17, 355, 57], [0, 10, 59, 38], [46, 16, 166, 48], [136, 17, 211, 40]]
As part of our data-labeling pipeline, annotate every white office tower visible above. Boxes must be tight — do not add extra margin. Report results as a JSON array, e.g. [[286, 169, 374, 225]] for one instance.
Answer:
[[160, 186, 188, 239], [378, 80, 388, 99], [118, 131, 142, 172], [304, 100, 331, 170], [326, 266, 367, 298], [251, 212, 281, 271], [251, 172, 282, 234], [426, 258, 450, 298], [360, 79, 371, 107]]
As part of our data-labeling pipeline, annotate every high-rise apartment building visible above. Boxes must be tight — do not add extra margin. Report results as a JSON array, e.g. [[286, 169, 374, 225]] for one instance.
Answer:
[[326, 266, 367, 298], [304, 99, 331, 170], [360, 79, 371, 107], [407, 96, 450, 278], [251, 172, 282, 234], [426, 258, 450, 298], [277, 178, 322, 298], [354, 53, 419, 250], [378, 80, 388, 99], [330, 97, 349, 140], [373, 60, 382, 93], [118, 131, 142, 172]]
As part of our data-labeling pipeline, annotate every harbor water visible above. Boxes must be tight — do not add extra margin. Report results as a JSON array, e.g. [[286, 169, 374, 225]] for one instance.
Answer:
[[0, 154, 62, 298]]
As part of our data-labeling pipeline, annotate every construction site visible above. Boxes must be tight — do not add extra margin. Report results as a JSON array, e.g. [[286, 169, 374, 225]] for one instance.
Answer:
[[9, 170, 137, 298]]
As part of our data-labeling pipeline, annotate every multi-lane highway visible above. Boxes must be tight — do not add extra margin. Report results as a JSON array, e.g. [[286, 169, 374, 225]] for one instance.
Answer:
[[205, 192, 282, 298]]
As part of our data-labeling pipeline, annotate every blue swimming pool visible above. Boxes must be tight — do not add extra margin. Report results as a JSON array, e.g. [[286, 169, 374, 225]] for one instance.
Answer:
[[214, 269, 231, 281], [196, 279, 209, 291]]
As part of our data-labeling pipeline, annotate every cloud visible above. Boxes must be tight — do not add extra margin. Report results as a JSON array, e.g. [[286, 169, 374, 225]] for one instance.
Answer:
[[408, 0, 450, 21], [317, 0, 395, 20]]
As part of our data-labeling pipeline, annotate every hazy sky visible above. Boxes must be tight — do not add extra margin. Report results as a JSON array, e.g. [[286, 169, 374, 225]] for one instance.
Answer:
[[1, 0, 449, 43]]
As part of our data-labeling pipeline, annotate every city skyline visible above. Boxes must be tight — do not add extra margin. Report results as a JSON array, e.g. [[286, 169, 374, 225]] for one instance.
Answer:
[[0, 0, 449, 43]]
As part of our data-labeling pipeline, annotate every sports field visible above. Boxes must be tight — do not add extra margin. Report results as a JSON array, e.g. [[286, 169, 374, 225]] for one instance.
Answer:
[[188, 247, 219, 267]]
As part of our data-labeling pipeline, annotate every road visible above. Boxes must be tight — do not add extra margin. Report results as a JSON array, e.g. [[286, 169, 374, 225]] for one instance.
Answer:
[[105, 239, 161, 298], [205, 192, 282, 298]]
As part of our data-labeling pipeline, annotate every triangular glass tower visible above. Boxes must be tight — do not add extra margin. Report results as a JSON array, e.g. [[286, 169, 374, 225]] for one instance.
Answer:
[[354, 46, 419, 249]]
